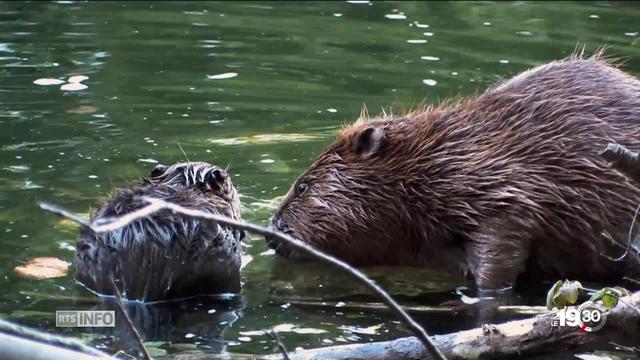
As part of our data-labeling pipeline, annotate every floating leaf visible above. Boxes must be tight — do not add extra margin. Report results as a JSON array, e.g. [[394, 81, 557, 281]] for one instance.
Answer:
[[546, 280, 563, 309], [208, 133, 321, 146], [601, 289, 619, 309], [67, 105, 97, 114], [14, 257, 69, 280], [589, 289, 605, 302], [60, 83, 88, 91], [67, 75, 89, 83], [56, 218, 80, 231], [589, 287, 628, 309], [206, 72, 238, 80], [613, 286, 631, 297], [547, 280, 582, 309], [33, 78, 65, 86]]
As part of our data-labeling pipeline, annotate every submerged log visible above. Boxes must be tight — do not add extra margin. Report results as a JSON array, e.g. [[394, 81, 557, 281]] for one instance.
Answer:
[[0, 319, 110, 360], [279, 291, 640, 360]]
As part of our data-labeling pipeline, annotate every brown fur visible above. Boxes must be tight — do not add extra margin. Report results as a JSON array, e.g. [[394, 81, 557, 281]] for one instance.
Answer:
[[77, 162, 243, 301], [267, 53, 640, 289]]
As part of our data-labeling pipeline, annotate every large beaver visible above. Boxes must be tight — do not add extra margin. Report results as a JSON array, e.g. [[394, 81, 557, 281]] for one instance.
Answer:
[[267, 53, 640, 290], [76, 162, 244, 301]]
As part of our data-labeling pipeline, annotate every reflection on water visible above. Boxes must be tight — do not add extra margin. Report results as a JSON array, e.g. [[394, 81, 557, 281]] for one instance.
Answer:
[[88, 297, 244, 357], [1, 1, 639, 358]]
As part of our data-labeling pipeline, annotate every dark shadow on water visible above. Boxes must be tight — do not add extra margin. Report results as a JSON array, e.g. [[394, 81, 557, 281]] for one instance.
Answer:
[[87, 295, 245, 356]]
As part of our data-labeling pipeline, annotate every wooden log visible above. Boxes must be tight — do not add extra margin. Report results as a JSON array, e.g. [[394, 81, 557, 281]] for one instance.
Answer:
[[0, 319, 110, 360], [278, 291, 640, 360], [0, 332, 109, 360]]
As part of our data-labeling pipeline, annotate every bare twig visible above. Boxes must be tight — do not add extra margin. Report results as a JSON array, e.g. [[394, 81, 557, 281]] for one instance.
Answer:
[[600, 142, 640, 182], [610, 341, 640, 354], [109, 277, 151, 360], [266, 330, 290, 360], [38, 199, 447, 360], [38, 202, 91, 228], [599, 143, 640, 262], [623, 276, 640, 286]]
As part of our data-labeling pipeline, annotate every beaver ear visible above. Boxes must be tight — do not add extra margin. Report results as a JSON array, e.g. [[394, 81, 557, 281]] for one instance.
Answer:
[[354, 127, 384, 156], [205, 168, 228, 188], [150, 164, 167, 178], [212, 169, 228, 182]]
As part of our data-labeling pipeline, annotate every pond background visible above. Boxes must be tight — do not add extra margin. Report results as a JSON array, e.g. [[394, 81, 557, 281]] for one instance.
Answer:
[[1, 1, 639, 358]]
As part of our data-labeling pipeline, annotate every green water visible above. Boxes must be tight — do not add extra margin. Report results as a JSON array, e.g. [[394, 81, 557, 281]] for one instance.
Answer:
[[1, 1, 639, 358]]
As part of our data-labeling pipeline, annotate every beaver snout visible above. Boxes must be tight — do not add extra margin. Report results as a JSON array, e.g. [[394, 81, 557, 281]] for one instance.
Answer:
[[265, 216, 283, 250], [265, 216, 306, 260]]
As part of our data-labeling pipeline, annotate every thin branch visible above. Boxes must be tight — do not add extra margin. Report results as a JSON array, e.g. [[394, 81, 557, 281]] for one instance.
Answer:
[[623, 276, 640, 286], [266, 330, 290, 360], [38, 202, 91, 228], [600, 142, 640, 182], [599, 143, 640, 262], [609, 341, 640, 354], [38, 199, 447, 360], [109, 277, 151, 360]]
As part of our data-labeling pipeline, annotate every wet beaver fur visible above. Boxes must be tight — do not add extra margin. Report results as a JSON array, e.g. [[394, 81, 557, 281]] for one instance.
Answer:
[[267, 52, 640, 290], [76, 162, 243, 301]]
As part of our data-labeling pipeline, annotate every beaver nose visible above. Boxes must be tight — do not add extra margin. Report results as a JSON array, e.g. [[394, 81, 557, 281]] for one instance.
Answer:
[[266, 216, 277, 231], [265, 216, 281, 249], [267, 216, 285, 230]]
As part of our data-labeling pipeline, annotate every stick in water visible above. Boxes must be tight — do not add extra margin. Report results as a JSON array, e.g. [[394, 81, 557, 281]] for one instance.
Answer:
[[109, 277, 151, 360], [38, 199, 447, 360]]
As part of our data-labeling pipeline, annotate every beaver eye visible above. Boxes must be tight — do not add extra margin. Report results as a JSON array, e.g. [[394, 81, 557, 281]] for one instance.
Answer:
[[296, 182, 309, 196]]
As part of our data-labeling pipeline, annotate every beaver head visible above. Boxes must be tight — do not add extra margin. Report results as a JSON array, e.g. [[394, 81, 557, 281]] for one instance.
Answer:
[[76, 161, 244, 301], [266, 116, 444, 267], [144, 161, 241, 217]]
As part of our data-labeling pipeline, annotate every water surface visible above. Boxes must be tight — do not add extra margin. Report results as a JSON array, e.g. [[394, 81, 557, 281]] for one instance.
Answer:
[[1, 1, 639, 358]]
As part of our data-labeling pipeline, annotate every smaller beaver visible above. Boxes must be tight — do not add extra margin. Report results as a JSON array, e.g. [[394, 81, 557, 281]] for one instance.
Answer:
[[76, 162, 243, 301]]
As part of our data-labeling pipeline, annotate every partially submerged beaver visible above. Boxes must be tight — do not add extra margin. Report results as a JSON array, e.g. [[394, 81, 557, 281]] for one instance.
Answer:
[[267, 53, 640, 290], [76, 162, 243, 301]]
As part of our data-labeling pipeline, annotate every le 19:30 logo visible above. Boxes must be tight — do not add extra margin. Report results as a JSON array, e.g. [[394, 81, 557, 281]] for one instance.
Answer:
[[551, 302, 608, 332]]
